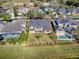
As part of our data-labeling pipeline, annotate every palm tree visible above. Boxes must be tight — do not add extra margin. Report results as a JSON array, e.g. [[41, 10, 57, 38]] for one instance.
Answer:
[[49, 36, 56, 45], [49, 32, 57, 45], [35, 34, 41, 41], [27, 10, 36, 18], [35, 34, 41, 45]]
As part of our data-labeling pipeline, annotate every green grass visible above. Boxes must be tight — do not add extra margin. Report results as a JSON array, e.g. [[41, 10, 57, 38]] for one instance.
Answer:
[[56, 40, 73, 45], [17, 32, 29, 44], [0, 44, 79, 59], [68, 15, 79, 18]]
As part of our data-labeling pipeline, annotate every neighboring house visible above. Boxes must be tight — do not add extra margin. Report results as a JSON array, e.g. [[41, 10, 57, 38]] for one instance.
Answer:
[[37, 8, 45, 14], [70, 18, 79, 21], [29, 19, 51, 33], [42, 2, 50, 7], [72, 9, 76, 15], [54, 18, 77, 28], [57, 8, 65, 15], [75, 21, 79, 26], [53, 18, 78, 40], [42, 1, 58, 7], [0, 19, 26, 39], [76, 7, 79, 15], [52, 7, 79, 15], [0, 20, 4, 31], [56, 27, 73, 40], [65, 9, 72, 15], [17, 7, 29, 15], [58, 8, 72, 15], [0, 7, 7, 13]]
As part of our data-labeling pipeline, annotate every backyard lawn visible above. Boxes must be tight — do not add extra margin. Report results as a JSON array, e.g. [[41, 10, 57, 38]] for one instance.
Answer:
[[27, 33, 53, 46], [0, 44, 79, 59]]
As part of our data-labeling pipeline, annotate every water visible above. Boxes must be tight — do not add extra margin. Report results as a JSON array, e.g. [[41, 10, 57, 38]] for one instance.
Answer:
[[58, 35, 70, 40]]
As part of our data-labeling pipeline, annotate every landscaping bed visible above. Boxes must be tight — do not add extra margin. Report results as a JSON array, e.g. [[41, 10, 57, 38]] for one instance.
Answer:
[[27, 33, 53, 46]]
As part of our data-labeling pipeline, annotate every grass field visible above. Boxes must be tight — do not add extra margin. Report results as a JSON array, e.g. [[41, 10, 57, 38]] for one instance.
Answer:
[[0, 44, 79, 59]]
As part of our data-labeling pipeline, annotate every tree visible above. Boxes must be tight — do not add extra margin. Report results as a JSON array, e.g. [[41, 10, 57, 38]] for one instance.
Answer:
[[6, 38, 16, 44], [17, 32, 28, 44], [35, 33, 42, 45], [36, 9, 45, 18], [0, 13, 10, 21], [49, 32, 57, 45], [75, 26, 79, 37], [35, 34, 41, 41], [0, 0, 3, 7], [46, 0, 52, 2], [65, 0, 79, 7], [49, 36, 56, 45], [27, 10, 35, 18], [37, 0, 44, 2], [13, 7, 18, 17], [72, 0, 79, 2], [73, 26, 79, 43], [66, 1, 73, 6], [59, 0, 64, 4], [0, 41, 5, 45]]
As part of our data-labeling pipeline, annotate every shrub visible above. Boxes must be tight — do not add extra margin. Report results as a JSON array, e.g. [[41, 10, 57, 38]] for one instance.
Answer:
[[0, 13, 10, 21], [6, 38, 17, 45], [17, 32, 29, 44], [0, 41, 5, 45]]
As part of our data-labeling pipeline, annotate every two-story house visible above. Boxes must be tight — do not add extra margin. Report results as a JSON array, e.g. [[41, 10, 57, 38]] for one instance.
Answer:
[[29, 19, 51, 33]]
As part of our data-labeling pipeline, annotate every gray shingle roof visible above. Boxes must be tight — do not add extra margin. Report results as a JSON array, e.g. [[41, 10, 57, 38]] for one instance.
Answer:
[[54, 18, 78, 25], [70, 18, 79, 21], [29, 19, 51, 30], [75, 21, 79, 25], [0, 19, 26, 33], [0, 7, 7, 13]]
